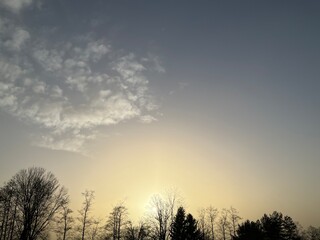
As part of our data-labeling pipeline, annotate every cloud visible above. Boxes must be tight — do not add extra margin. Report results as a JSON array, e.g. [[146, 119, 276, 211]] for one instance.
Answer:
[[0, 82, 19, 110], [0, 59, 26, 82], [33, 48, 63, 71], [4, 28, 30, 51], [113, 53, 146, 80], [80, 41, 111, 62], [140, 115, 157, 123], [0, 17, 162, 153], [142, 55, 166, 73], [0, 0, 34, 13]]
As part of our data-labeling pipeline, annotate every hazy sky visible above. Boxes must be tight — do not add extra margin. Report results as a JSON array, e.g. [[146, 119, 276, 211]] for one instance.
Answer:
[[0, 0, 320, 227]]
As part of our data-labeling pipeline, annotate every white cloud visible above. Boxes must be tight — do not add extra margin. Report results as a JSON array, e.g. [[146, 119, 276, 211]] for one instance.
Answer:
[[140, 115, 157, 123], [74, 41, 110, 63], [83, 41, 110, 62], [0, 8, 164, 153], [33, 48, 63, 71], [113, 53, 146, 80], [0, 24, 162, 152], [34, 133, 95, 153], [0, 82, 16, 108], [65, 75, 88, 92]]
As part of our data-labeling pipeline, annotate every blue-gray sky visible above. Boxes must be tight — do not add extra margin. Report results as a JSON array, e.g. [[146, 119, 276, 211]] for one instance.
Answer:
[[0, 0, 320, 227]]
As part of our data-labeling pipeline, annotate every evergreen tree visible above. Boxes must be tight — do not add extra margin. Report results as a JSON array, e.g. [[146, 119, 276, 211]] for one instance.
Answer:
[[283, 216, 301, 240], [170, 207, 203, 240], [233, 220, 264, 240], [170, 207, 186, 240], [184, 213, 203, 240], [260, 211, 302, 240], [260, 211, 284, 240], [234, 212, 302, 240]]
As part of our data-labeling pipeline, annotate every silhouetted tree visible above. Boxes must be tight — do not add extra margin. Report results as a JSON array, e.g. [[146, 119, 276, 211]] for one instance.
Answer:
[[260, 211, 284, 240], [170, 207, 186, 240], [0, 182, 18, 240], [89, 218, 103, 240], [304, 226, 320, 240], [148, 191, 181, 240], [207, 206, 218, 240], [228, 207, 241, 238], [79, 190, 95, 240], [148, 195, 169, 240], [105, 202, 128, 240], [124, 221, 150, 240], [3, 167, 68, 240], [283, 216, 301, 240], [233, 220, 264, 240], [217, 208, 230, 240], [55, 198, 74, 240], [169, 207, 203, 240], [198, 208, 210, 240], [236, 211, 302, 240], [197, 206, 219, 240], [1, 167, 315, 240], [184, 213, 203, 240]]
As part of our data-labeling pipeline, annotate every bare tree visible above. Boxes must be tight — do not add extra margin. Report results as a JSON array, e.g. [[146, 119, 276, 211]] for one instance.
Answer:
[[105, 202, 129, 240], [124, 221, 150, 240], [217, 208, 230, 240], [148, 195, 170, 240], [89, 218, 103, 240], [228, 206, 241, 238], [197, 206, 218, 240], [304, 226, 320, 240], [166, 190, 180, 226], [124, 222, 136, 240], [198, 208, 208, 239], [147, 191, 181, 240], [206, 206, 218, 240], [79, 190, 95, 240], [56, 198, 74, 240], [0, 182, 18, 240], [3, 167, 68, 240]]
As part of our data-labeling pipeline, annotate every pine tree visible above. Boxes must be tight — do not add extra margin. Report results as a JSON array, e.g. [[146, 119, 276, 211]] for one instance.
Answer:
[[170, 207, 186, 240], [185, 213, 203, 240], [170, 207, 203, 240], [233, 220, 264, 240]]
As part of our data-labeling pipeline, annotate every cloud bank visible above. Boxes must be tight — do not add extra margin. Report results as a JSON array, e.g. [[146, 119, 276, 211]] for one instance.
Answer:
[[0, 6, 162, 152]]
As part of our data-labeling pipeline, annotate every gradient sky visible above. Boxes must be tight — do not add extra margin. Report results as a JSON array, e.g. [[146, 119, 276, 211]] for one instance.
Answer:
[[0, 0, 320, 227]]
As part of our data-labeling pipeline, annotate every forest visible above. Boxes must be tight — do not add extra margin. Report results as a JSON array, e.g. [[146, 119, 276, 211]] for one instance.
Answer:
[[0, 167, 319, 240]]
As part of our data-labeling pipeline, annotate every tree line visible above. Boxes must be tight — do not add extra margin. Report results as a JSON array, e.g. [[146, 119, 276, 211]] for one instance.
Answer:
[[0, 167, 319, 240]]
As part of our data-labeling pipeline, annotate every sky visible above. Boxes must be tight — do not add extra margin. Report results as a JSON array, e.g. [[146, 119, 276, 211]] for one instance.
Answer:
[[0, 0, 320, 227]]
